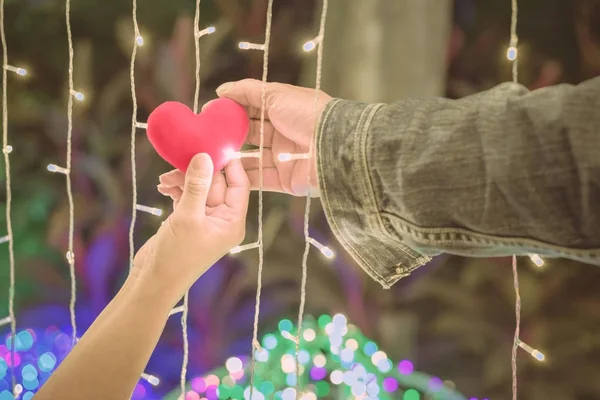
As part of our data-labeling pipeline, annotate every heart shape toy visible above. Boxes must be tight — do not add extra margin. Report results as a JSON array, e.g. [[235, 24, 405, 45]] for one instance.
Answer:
[[146, 98, 249, 172]]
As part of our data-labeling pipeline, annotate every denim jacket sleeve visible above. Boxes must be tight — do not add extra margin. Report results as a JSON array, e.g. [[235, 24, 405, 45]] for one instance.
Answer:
[[316, 76, 600, 288]]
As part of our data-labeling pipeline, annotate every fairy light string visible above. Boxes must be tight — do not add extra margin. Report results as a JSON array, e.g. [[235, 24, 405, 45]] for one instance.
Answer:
[[181, 0, 203, 396], [234, 1, 274, 397], [43, 0, 82, 350], [0, 0, 17, 390], [128, 0, 141, 275], [508, 2, 520, 398], [294, 0, 329, 394], [64, 0, 78, 348], [507, 2, 545, 399]]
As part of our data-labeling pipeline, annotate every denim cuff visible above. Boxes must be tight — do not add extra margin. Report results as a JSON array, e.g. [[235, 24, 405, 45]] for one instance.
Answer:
[[316, 99, 430, 288]]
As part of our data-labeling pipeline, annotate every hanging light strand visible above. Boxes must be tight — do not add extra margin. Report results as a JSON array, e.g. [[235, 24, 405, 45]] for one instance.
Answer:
[[508, 3, 545, 400], [63, 0, 78, 348], [128, 0, 141, 273], [295, 1, 330, 394], [508, 0, 519, 82], [0, 0, 17, 391], [237, 0, 274, 398], [180, 0, 215, 397]]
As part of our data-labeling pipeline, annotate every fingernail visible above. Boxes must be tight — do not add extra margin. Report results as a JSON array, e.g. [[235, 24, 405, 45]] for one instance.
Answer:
[[216, 82, 234, 95], [158, 172, 172, 183], [188, 153, 213, 177], [201, 99, 215, 112]]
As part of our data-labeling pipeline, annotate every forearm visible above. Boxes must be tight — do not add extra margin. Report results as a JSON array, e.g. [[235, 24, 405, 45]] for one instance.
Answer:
[[317, 76, 600, 287], [35, 277, 177, 400]]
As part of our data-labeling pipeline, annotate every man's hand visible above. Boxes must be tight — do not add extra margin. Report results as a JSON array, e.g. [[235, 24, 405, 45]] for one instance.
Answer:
[[134, 153, 249, 303], [217, 79, 332, 197]]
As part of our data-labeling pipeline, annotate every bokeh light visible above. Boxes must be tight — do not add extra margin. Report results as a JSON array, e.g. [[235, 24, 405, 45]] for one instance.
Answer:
[[163, 315, 476, 400]]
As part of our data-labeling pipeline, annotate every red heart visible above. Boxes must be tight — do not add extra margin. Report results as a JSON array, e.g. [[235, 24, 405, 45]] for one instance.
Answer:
[[146, 99, 249, 172]]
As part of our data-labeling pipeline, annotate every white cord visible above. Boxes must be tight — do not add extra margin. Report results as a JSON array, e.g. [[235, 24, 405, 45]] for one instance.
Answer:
[[0, 0, 16, 391], [65, 0, 78, 349], [295, 0, 329, 393], [180, 1, 202, 396], [128, 0, 141, 273], [248, 1, 274, 398]]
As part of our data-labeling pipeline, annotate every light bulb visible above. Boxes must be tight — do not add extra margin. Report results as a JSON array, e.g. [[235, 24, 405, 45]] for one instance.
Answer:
[[230, 242, 259, 254], [70, 90, 84, 101], [5, 65, 27, 76], [238, 42, 265, 51], [135, 204, 163, 216], [47, 164, 69, 174]]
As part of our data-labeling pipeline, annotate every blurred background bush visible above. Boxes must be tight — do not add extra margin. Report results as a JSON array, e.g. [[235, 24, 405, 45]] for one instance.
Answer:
[[1, 0, 600, 398]]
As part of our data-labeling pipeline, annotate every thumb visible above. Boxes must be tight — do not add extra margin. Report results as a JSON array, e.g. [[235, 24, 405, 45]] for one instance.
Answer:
[[177, 153, 214, 215]]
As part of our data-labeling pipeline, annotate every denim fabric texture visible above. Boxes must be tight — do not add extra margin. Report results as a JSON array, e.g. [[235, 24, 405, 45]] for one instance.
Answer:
[[316, 77, 600, 288]]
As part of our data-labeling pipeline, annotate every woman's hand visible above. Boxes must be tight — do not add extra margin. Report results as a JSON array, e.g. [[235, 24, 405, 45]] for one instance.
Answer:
[[133, 153, 249, 304]]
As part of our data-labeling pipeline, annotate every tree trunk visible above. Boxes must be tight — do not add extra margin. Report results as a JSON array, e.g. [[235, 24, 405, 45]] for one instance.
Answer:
[[302, 0, 453, 102]]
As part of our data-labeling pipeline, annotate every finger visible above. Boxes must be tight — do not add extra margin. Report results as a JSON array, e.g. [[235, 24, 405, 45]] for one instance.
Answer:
[[246, 119, 276, 147], [216, 79, 263, 109], [217, 79, 282, 119], [201, 99, 216, 112], [177, 153, 213, 216], [159, 169, 185, 187], [240, 149, 276, 171], [246, 168, 286, 193], [252, 134, 298, 194], [157, 184, 183, 198], [223, 158, 250, 214], [207, 171, 227, 207]]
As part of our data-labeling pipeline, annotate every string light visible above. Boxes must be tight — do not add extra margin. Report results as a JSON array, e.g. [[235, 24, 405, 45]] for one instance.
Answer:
[[506, 4, 542, 399], [277, 152, 310, 162], [282, 330, 300, 344], [237, 2, 275, 399], [195, 26, 216, 39], [69, 89, 84, 101], [3, 144, 11, 153], [180, 4, 216, 399], [0, 315, 11, 326], [12, 383, 22, 398], [46, 164, 69, 174], [295, 2, 330, 397], [226, 150, 260, 160], [517, 340, 545, 361], [529, 254, 544, 267], [3, 64, 26, 76], [169, 305, 185, 316], [134, 121, 147, 129], [238, 42, 266, 51], [2, 0, 19, 391], [508, 0, 519, 82], [308, 237, 334, 259], [0, 234, 8, 243], [140, 372, 160, 386], [134, 204, 163, 216], [128, 0, 143, 277], [230, 241, 260, 254], [302, 35, 323, 52]]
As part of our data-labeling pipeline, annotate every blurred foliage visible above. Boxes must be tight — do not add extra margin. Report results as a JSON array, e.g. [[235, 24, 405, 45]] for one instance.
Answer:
[[0, 0, 600, 399]]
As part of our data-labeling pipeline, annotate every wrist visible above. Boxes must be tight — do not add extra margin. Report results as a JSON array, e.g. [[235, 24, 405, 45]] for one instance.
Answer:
[[126, 273, 184, 313]]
